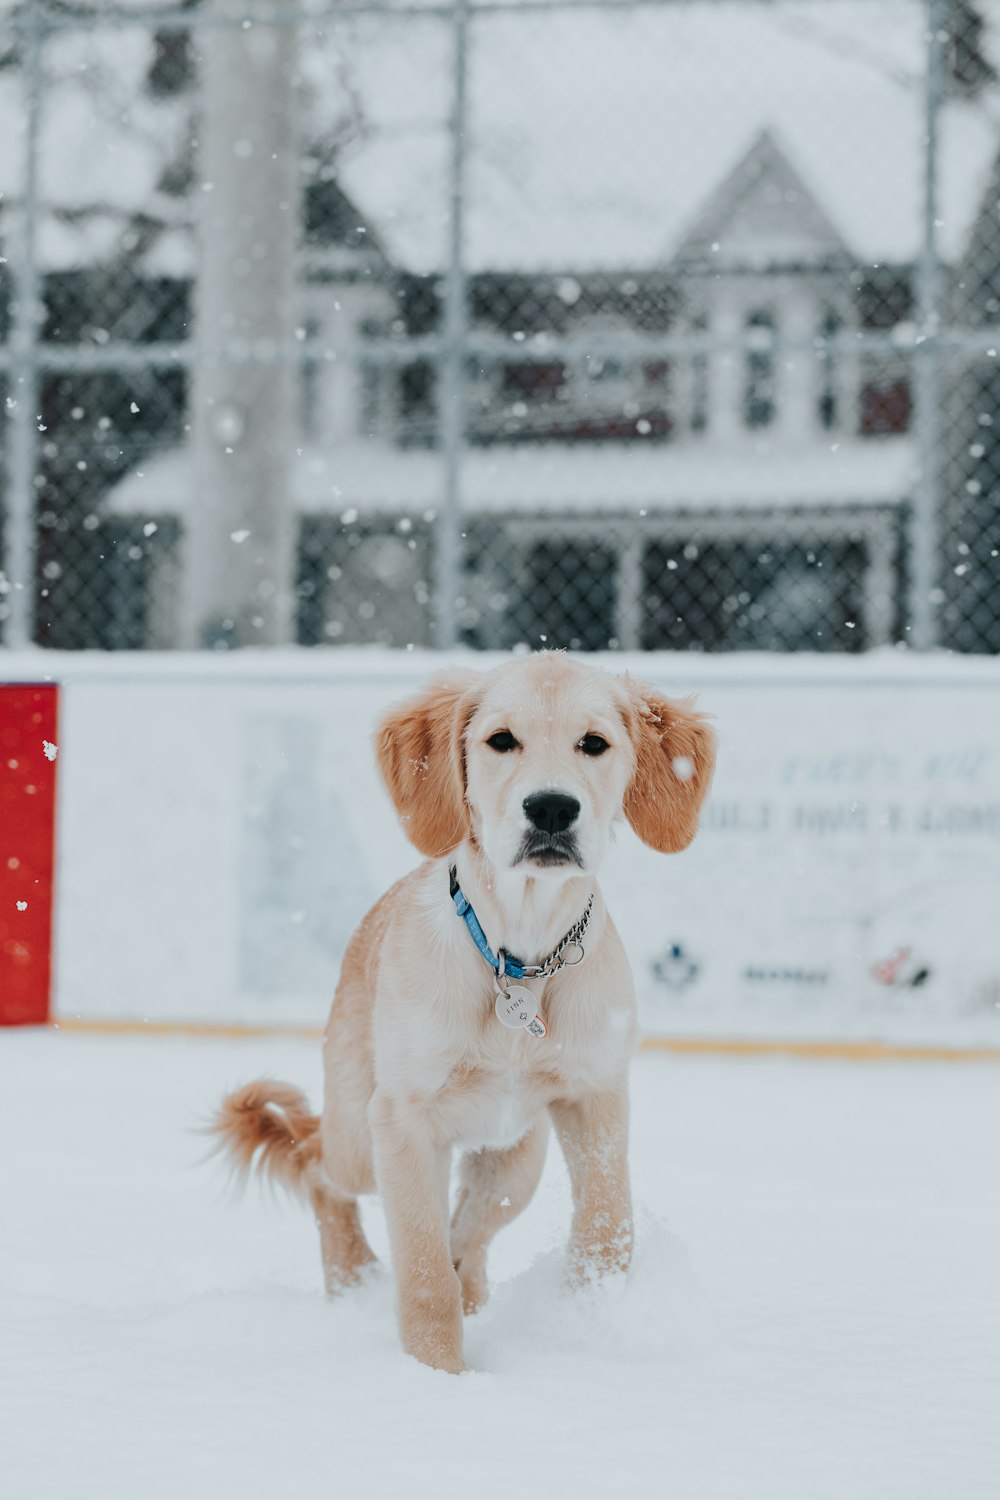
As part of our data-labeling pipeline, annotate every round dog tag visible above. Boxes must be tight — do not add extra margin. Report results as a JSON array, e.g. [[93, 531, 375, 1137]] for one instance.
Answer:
[[495, 985, 538, 1029]]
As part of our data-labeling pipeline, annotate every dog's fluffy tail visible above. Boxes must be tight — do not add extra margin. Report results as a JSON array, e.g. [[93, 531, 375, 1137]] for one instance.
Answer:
[[210, 1079, 321, 1196]]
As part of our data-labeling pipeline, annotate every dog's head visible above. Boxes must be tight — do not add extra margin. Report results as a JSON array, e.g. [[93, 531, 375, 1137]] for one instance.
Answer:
[[375, 653, 715, 879]]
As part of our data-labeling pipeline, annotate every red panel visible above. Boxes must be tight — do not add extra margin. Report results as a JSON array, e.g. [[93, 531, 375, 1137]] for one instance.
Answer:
[[0, 686, 58, 1025]]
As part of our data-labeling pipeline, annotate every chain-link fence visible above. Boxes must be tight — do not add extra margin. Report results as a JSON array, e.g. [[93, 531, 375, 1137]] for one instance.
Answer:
[[2, 0, 1000, 654]]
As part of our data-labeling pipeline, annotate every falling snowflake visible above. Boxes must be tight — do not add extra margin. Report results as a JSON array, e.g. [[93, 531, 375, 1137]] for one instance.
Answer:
[[42, 741, 58, 761]]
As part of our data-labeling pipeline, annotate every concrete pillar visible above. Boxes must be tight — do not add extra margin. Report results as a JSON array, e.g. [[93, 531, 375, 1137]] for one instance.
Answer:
[[185, 3, 301, 648]]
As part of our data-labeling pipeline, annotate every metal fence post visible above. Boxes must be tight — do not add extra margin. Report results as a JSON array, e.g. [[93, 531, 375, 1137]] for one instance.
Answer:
[[434, 0, 469, 651], [909, 0, 946, 651], [3, 4, 44, 650]]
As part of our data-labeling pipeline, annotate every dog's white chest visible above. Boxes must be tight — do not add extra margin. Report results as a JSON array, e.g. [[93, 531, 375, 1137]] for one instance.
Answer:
[[451, 1065, 541, 1153]]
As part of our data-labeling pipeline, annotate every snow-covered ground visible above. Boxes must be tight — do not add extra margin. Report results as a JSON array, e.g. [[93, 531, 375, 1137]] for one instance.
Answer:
[[3, 1031, 998, 1499]]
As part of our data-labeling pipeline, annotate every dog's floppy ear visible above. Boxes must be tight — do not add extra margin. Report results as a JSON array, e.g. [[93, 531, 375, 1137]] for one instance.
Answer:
[[375, 670, 480, 857], [621, 679, 716, 853]]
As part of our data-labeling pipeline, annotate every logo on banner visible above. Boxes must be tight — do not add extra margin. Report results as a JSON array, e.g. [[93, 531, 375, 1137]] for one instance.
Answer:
[[651, 942, 700, 991], [871, 946, 931, 989], [743, 965, 831, 986]]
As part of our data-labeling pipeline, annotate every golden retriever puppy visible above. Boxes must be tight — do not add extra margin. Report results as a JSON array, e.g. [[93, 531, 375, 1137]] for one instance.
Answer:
[[213, 652, 715, 1373]]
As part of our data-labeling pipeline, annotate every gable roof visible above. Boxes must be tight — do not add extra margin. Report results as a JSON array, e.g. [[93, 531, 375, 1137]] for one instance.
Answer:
[[673, 129, 850, 269], [333, 2, 1000, 274]]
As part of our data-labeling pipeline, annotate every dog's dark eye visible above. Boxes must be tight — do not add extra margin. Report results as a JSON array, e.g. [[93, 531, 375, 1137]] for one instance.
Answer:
[[578, 734, 609, 757], [486, 730, 518, 753]]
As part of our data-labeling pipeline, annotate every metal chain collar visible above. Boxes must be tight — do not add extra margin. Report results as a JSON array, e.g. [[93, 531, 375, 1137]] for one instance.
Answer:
[[506, 892, 596, 980]]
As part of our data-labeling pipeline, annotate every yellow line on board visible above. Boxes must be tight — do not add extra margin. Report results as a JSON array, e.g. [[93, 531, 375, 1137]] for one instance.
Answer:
[[47, 1015, 1000, 1064], [53, 1017, 323, 1042], [639, 1034, 1000, 1064]]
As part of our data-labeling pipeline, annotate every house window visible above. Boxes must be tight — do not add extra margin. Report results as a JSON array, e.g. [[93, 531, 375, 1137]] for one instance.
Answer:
[[147, 30, 194, 97], [861, 379, 911, 435], [503, 362, 566, 401], [400, 361, 434, 436], [858, 272, 912, 330], [691, 315, 708, 432], [640, 536, 865, 653], [818, 309, 840, 430], [522, 539, 616, 650], [360, 317, 383, 436], [300, 318, 321, 441], [744, 310, 776, 429], [589, 356, 624, 382]]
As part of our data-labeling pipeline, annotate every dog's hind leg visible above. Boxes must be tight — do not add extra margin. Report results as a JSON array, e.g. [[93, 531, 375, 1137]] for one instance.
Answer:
[[450, 1120, 549, 1315], [313, 1082, 377, 1295], [308, 1180, 376, 1295], [315, 968, 379, 1294], [211, 1078, 374, 1291]]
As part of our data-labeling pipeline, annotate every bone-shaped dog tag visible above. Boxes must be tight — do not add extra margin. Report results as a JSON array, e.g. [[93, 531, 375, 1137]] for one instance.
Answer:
[[495, 985, 538, 1029]]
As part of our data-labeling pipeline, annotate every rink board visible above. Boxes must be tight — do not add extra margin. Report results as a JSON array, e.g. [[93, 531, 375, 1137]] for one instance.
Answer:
[[1, 650, 998, 1044], [0, 685, 58, 1025]]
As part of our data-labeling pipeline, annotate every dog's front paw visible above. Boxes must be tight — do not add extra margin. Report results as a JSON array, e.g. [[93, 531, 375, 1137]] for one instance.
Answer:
[[453, 1253, 488, 1316], [403, 1323, 465, 1374], [400, 1276, 465, 1373], [566, 1222, 633, 1286]]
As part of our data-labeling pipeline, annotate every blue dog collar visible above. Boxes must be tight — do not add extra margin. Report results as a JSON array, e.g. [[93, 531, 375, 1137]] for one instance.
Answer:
[[449, 865, 529, 978], [448, 865, 594, 981]]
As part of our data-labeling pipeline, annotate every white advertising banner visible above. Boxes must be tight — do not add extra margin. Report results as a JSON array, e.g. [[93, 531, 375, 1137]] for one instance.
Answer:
[[40, 651, 1000, 1045], [608, 667, 1000, 1044]]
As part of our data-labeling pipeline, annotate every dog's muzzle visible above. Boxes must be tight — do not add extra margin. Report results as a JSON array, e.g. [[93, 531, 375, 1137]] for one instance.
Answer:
[[513, 829, 584, 868]]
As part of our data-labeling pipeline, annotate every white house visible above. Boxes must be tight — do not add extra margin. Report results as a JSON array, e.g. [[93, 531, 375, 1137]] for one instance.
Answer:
[[93, 3, 1000, 650]]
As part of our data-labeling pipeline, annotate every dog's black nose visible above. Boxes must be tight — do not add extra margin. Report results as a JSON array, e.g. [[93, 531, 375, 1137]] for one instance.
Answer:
[[523, 792, 580, 835]]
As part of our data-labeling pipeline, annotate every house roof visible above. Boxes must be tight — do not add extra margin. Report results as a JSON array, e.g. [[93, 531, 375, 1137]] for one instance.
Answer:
[[104, 433, 916, 518], [2, 2, 998, 277], [673, 129, 851, 269], [333, 1, 1000, 273]]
